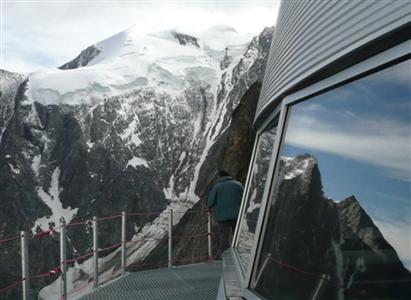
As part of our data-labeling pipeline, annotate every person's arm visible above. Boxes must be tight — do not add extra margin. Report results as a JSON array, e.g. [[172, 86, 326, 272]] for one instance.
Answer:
[[207, 187, 217, 208]]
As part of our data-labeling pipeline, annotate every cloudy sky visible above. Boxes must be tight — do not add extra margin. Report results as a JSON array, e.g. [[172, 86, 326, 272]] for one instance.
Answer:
[[1, 0, 280, 73]]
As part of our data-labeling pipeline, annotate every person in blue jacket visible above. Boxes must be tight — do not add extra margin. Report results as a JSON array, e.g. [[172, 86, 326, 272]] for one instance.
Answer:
[[207, 170, 244, 254]]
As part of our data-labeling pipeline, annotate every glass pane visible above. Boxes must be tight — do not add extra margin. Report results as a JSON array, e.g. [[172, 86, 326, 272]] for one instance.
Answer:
[[253, 60, 411, 300], [236, 123, 277, 271]]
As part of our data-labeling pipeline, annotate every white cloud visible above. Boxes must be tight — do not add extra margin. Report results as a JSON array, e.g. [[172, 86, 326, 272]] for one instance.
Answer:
[[1, 0, 280, 73], [374, 218, 411, 270], [286, 108, 411, 182], [367, 60, 411, 87]]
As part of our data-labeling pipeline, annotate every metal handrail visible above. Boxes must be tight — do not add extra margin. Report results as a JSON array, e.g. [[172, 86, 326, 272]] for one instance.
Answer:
[[0, 208, 213, 300]]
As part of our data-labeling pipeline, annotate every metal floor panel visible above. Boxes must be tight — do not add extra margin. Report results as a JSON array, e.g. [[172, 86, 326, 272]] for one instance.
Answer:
[[81, 262, 222, 300]]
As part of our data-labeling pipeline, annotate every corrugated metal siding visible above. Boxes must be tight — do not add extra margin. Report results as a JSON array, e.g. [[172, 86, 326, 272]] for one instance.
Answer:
[[256, 0, 411, 127]]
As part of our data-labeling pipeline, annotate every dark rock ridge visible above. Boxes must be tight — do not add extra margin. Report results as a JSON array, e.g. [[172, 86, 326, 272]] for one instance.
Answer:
[[220, 48, 232, 70], [58, 45, 101, 70], [255, 154, 411, 300], [0, 27, 274, 299], [0, 70, 24, 144], [171, 30, 200, 47], [195, 26, 273, 198]]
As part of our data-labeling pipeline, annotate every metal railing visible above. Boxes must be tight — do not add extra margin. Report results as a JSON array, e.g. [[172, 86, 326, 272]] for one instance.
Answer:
[[0, 208, 214, 300]]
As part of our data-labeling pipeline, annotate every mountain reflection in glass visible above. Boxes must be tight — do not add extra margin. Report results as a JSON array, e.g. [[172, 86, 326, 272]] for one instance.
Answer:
[[253, 60, 411, 300], [237, 124, 277, 271]]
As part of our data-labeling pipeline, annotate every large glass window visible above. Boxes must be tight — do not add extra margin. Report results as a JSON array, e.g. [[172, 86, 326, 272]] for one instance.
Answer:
[[253, 60, 411, 300], [236, 123, 277, 271]]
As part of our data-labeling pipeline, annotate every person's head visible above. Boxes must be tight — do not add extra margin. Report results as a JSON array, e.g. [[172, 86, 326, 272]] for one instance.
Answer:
[[219, 170, 231, 178]]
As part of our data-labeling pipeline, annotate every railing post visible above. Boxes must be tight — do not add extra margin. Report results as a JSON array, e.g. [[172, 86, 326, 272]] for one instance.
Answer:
[[168, 209, 173, 268], [20, 231, 30, 300], [310, 274, 330, 300], [207, 209, 212, 262], [60, 221, 67, 300], [121, 211, 127, 276], [92, 217, 99, 288]]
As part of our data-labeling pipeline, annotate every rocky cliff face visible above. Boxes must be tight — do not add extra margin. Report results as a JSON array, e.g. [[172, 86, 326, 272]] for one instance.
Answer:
[[58, 45, 101, 70], [255, 154, 411, 300], [335, 196, 411, 299], [134, 81, 263, 269], [0, 70, 24, 145], [0, 26, 273, 299]]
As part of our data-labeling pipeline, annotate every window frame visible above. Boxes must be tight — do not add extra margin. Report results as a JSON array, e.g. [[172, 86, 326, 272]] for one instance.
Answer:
[[241, 40, 411, 297], [232, 104, 282, 280]]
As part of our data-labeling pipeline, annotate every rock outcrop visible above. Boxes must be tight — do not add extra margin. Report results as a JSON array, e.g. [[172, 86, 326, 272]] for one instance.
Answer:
[[255, 155, 411, 300], [58, 45, 101, 70]]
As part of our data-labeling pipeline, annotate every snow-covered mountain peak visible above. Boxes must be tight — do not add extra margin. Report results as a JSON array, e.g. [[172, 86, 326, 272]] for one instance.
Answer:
[[82, 25, 252, 67], [25, 25, 256, 107]]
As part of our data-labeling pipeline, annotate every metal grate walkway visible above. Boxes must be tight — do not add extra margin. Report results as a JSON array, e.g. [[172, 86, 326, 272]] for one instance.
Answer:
[[80, 262, 222, 300]]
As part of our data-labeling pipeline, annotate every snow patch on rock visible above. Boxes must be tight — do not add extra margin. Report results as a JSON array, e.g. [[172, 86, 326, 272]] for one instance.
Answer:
[[120, 119, 142, 147], [127, 157, 149, 169], [284, 157, 312, 180], [31, 154, 41, 178], [32, 167, 78, 233], [8, 163, 20, 174]]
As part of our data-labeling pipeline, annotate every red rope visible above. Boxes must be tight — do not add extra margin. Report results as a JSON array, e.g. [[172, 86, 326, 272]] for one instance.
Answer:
[[97, 215, 121, 222], [66, 251, 95, 264], [0, 234, 20, 245], [1, 210, 210, 245], [269, 256, 364, 295], [66, 220, 90, 228], [0, 278, 23, 293], [33, 230, 53, 239], [30, 265, 61, 280], [269, 257, 320, 280], [99, 242, 122, 252]]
